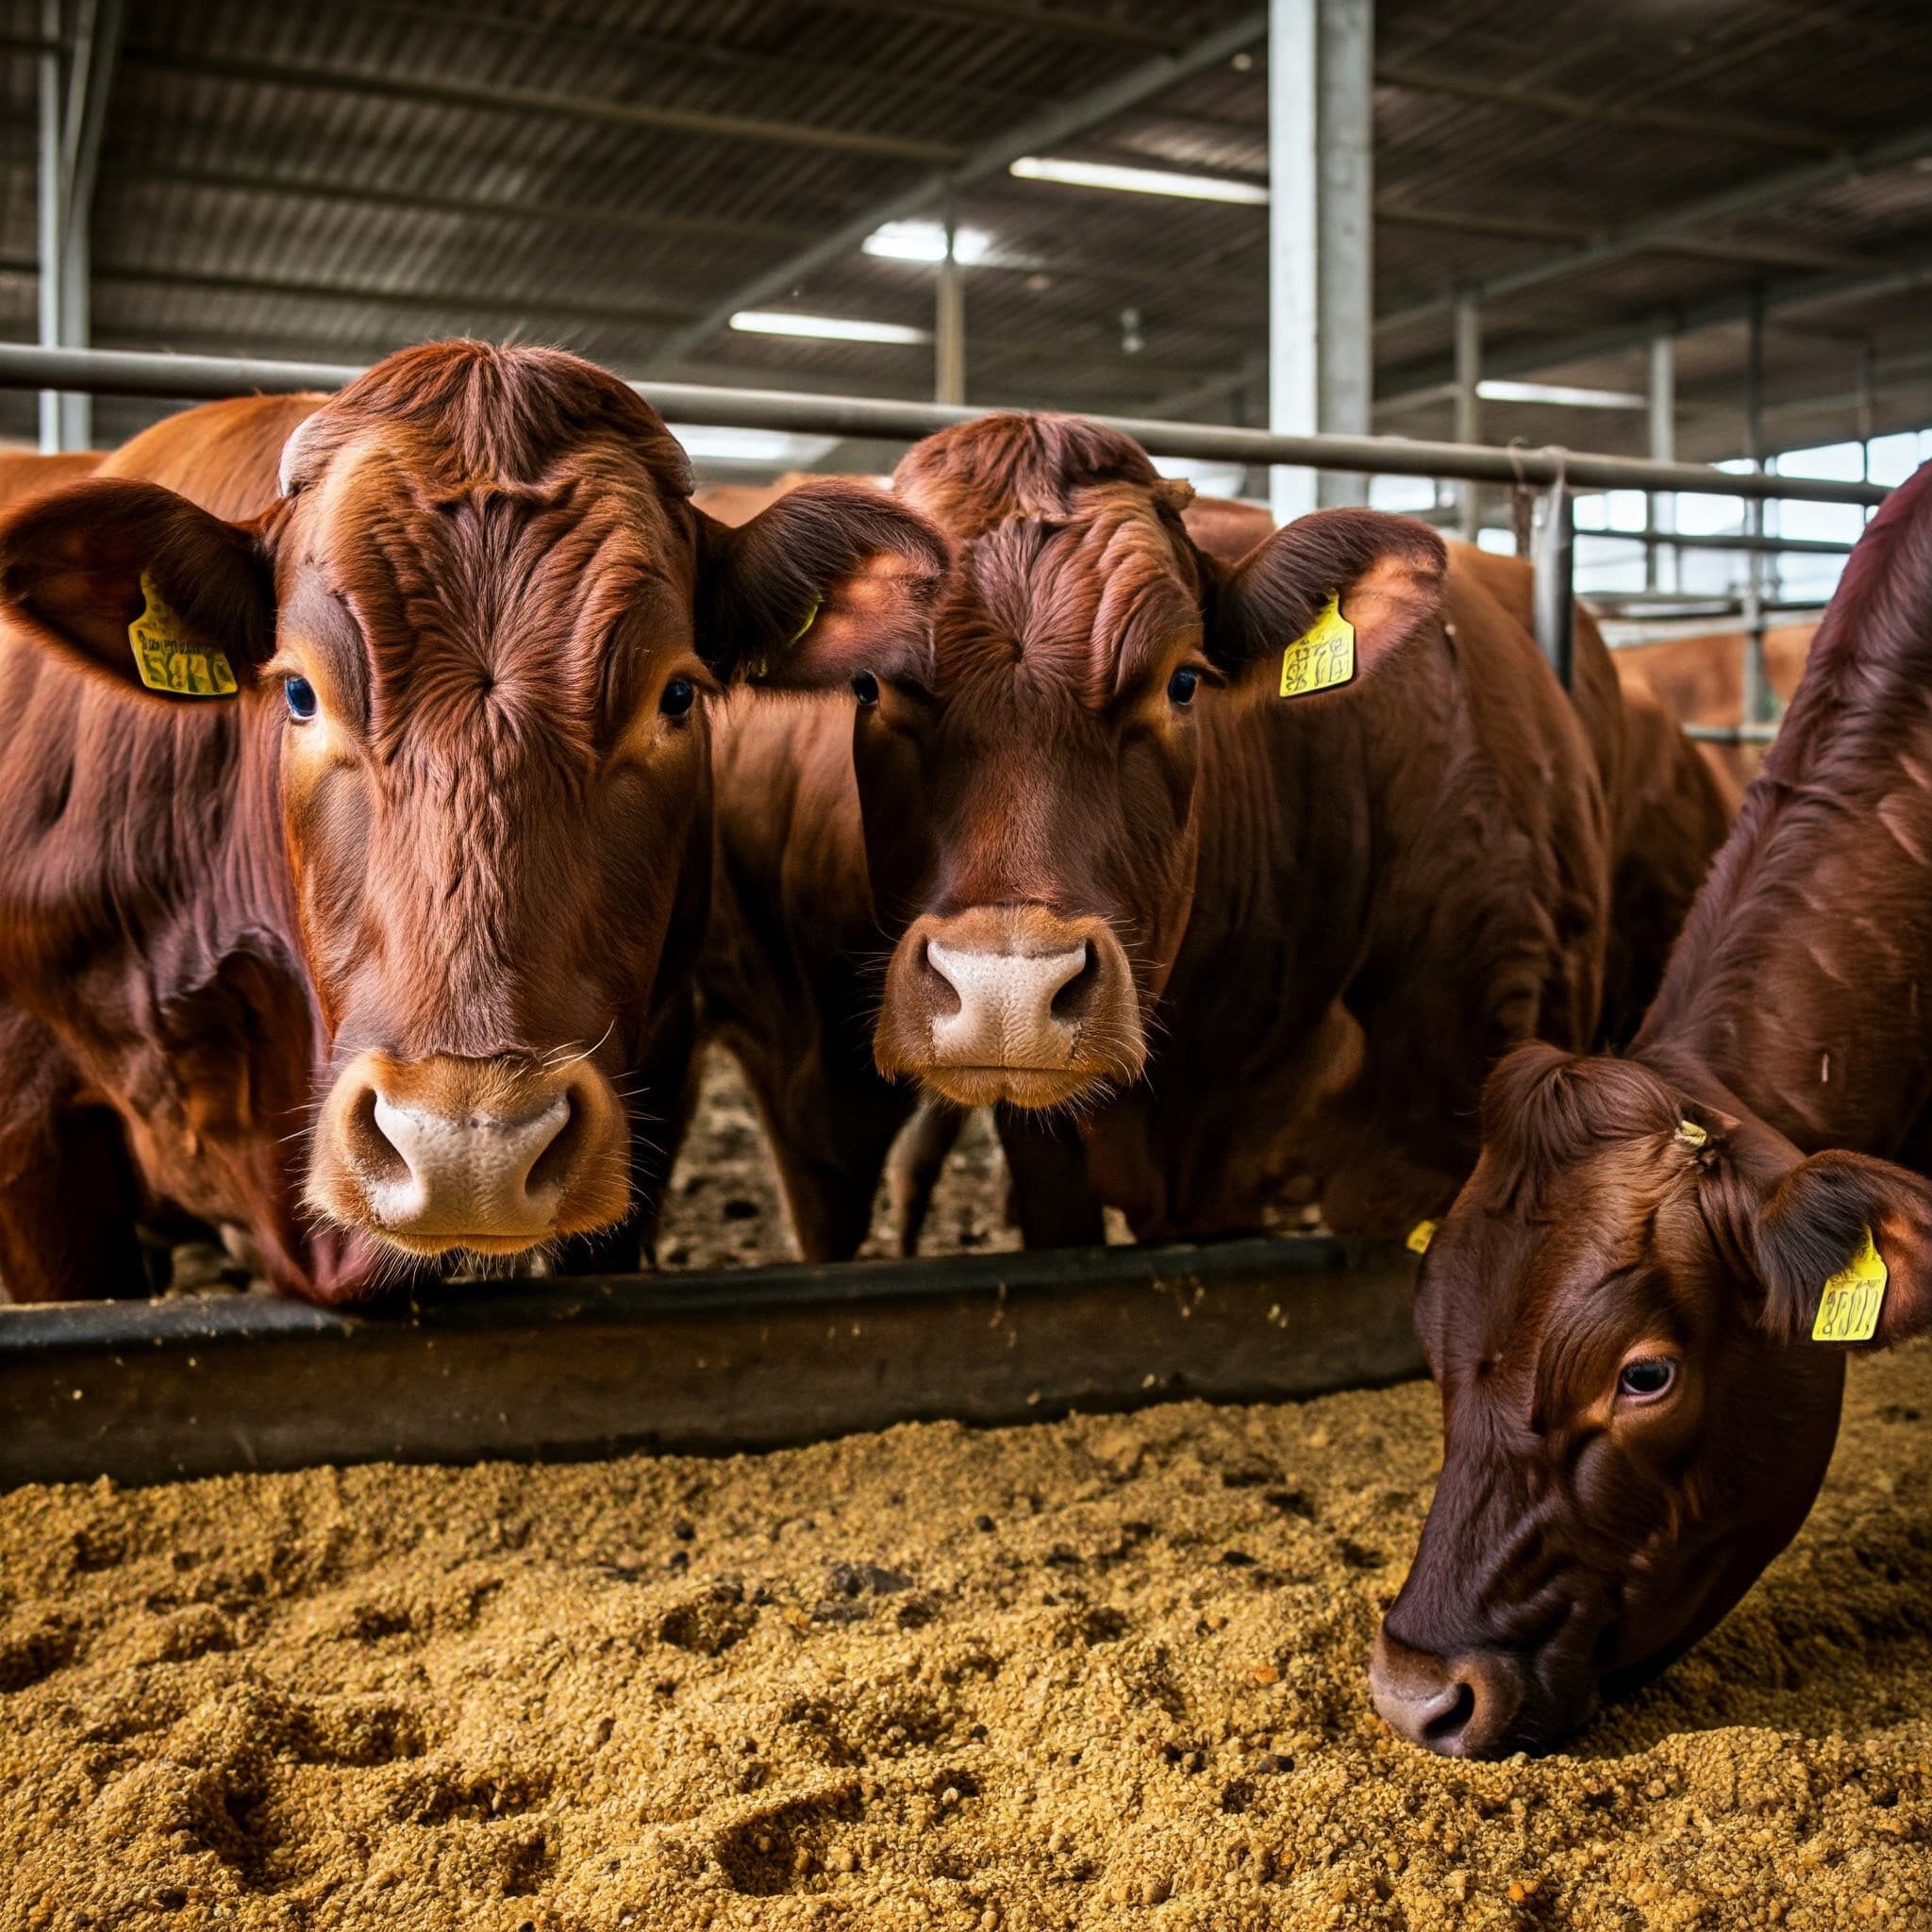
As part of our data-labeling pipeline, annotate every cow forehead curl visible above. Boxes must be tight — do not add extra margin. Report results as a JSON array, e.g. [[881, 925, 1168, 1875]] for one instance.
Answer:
[[935, 497, 1202, 708], [284, 430, 691, 764]]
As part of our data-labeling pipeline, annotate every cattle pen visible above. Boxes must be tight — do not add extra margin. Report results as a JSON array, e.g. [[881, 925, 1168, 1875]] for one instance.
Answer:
[[0, 338, 1894, 1488]]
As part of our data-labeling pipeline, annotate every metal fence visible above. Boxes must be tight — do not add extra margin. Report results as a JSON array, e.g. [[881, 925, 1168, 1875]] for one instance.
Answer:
[[0, 341, 1891, 732]]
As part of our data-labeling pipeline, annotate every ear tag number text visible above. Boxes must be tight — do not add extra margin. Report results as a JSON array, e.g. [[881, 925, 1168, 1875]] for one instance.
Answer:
[[1278, 593, 1356, 699], [1812, 1225, 1888, 1343], [129, 571, 238, 697]]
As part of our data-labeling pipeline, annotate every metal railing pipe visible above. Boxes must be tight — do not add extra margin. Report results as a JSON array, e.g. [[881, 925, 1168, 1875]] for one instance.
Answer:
[[0, 342, 1894, 508]]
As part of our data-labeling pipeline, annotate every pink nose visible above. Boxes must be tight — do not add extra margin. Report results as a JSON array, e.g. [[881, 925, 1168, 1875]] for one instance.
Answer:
[[873, 904, 1145, 1109]]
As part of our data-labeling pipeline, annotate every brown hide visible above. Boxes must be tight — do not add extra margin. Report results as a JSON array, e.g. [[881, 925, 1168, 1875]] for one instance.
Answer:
[[702, 415, 1728, 1258], [1377, 458, 1932, 1758], [0, 450, 102, 511], [1613, 622, 1813, 786]]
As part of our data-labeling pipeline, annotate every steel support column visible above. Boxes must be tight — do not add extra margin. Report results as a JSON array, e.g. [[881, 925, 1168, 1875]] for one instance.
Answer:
[[36, 0, 62, 452], [1269, 0, 1374, 522], [935, 203, 966, 407], [1453, 291, 1480, 541], [1647, 331, 1675, 592], [1533, 479, 1575, 689], [1741, 284, 1771, 728]]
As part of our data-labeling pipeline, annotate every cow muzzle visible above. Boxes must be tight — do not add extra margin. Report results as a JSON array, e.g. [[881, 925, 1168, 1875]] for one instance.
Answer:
[[1369, 1625, 1561, 1759], [874, 904, 1145, 1108], [308, 1051, 630, 1257]]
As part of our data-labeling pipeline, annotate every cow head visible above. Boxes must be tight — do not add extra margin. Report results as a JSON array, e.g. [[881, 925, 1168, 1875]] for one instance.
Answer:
[[0, 341, 944, 1291], [1372, 1042, 1932, 1757], [761, 412, 1445, 1110]]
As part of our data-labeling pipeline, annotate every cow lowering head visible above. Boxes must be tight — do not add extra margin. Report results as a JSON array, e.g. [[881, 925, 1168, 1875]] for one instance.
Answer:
[[0, 342, 944, 1286], [757, 412, 1446, 1110], [1372, 1042, 1932, 1757]]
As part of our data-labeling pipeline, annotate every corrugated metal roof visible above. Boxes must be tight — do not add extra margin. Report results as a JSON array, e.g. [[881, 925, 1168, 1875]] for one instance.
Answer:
[[3, 0, 1930, 466]]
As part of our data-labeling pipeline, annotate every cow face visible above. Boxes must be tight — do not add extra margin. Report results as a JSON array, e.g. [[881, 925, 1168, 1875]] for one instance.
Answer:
[[0, 343, 944, 1287], [765, 413, 1446, 1111], [1372, 1043, 1932, 1757]]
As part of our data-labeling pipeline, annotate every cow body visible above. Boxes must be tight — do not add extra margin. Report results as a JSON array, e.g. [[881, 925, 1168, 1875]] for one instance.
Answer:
[[0, 449, 102, 512], [1375, 458, 1932, 1758], [703, 416, 1729, 1257], [0, 346, 945, 1302]]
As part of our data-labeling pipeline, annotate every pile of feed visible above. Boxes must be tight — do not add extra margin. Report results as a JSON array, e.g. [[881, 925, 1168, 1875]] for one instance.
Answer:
[[5, 1345, 1930, 1929]]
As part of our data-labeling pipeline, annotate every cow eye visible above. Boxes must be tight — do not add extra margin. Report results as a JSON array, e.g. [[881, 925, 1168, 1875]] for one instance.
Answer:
[[659, 675, 695, 719], [852, 670, 880, 707], [284, 676, 317, 723], [1168, 666, 1200, 707], [1617, 1356, 1677, 1403]]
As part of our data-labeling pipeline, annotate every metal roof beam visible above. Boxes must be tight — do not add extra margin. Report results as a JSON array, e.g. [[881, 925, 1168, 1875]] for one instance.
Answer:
[[1377, 118, 1932, 335], [1374, 247, 1932, 413], [808, 0, 1183, 51], [1376, 201, 1867, 275], [115, 47, 967, 164], [647, 7, 1268, 369], [1374, 59, 1843, 158], [123, 166, 1269, 301]]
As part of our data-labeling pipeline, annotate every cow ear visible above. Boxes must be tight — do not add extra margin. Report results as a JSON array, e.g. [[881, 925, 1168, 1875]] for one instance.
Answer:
[[1207, 508, 1446, 702], [697, 479, 949, 690], [1752, 1149, 1932, 1348], [0, 478, 274, 700]]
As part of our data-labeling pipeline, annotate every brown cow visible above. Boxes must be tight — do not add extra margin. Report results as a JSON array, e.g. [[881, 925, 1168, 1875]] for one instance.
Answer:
[[702, 413, 1730, 1257], [1372, 457, 1932, 1759], [698, 478, 1277, 1259], [0, 342, 944, 1302], [1613, 619, 1813, 786], [0, 448, 102, 512]]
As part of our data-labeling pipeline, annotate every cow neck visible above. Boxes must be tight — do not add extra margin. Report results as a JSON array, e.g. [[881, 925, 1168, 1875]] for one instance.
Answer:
[[1635, 464, 1932, 1158], [1168, 683, 1377, 1018]]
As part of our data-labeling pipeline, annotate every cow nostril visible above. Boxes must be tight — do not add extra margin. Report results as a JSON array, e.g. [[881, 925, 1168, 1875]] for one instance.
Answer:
[[1048, 941, 1096, 1021], [525, 1088, 584, 1201], [1422, 1679, 1477, 1746], [922, 940, 964, 1020], [343, 1082, 409, 1185]]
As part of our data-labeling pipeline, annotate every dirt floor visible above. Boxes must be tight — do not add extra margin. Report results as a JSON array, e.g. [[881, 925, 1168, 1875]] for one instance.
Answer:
[[3, 1339, 1930, 1931], [651, 1048, 1025, 1274]]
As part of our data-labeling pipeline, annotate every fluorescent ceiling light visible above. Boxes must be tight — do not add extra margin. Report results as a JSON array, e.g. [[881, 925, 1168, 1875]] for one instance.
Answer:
[[666, 425, 839, 467], [1476, 379, 1647, 408], [863, 219, 991, 265], [1009, 155, 1269, 205], [730, 309, 933, 345]]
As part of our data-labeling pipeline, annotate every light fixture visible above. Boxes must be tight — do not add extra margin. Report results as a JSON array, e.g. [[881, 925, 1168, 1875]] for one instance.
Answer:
[[1476, 378, 1648, 408], [862, 219, 991, 265], [1009, 156, 1269, 205], [729, 310, 933, 345], [666, 425, 839, 467]]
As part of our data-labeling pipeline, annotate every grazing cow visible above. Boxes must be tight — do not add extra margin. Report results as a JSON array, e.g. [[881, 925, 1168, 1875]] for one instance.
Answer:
[[1373, 458, 1932, 1759], [0, 342, 944, 1302], [702, 413, 1730, 1257]]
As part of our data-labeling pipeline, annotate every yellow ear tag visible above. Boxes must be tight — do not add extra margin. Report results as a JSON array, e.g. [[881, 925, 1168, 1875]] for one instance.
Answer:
[[1406, 1219, 1437, 1255], [787, 598, 822, 648], [128, 572, 237, 697], [1675, 1119, 1708, 1149], [1811, 1226, 1888, 1343], [1278, 592, 1355, 699]]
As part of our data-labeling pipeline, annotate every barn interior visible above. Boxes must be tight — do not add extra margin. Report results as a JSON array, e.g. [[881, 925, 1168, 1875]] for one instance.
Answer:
[[5, 5, 1932, 1927]]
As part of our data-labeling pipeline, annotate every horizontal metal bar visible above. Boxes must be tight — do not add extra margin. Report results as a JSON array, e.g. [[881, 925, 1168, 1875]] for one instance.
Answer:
[[1574, 526, 1857, 557], [1686, 723, 1780, 744], [0, 1233, 1424, 1488], [0, 344, 1891, 506], [1430, 512, 1858, 557]]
